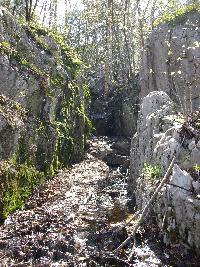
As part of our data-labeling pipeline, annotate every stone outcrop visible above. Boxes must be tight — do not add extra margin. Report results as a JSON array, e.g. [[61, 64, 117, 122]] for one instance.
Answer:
[[131, 12, 200, 253], [130, 91, 176, 186], [130, 91, 200, 254], [140, 11, 200, 112], [0, 7, 90, 219]]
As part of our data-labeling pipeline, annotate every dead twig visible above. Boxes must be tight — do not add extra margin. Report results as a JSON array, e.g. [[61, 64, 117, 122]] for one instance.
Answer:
[[114, 156, 176, 261], [125, 210, 141, 225]]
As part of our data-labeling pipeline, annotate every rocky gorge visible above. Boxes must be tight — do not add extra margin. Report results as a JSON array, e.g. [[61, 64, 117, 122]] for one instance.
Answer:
[[0, 3, 200, 267]]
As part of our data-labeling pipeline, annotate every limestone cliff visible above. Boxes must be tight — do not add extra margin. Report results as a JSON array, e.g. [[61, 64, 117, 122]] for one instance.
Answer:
[[129, 10, 200, 255], [140, 11, 200, 112], [130, 91, 200, 254], [0, 6, 90, 219]]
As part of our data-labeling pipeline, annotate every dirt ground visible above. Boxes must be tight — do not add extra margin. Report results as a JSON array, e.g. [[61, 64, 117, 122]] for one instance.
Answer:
[[0, 137, 199, 266]]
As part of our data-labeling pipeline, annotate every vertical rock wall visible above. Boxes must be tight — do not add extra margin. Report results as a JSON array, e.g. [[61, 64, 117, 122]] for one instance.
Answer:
[[0, 6, 90, 219], [129, 11, 200, 255], [130, 91, 200, 255], [140, 12, 200, 112]]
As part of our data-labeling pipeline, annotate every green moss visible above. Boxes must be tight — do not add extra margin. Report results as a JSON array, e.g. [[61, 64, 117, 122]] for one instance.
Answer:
[[25, 24, 53, 55], [0, 160, 44, 219], [0, 21, 85, 95], [153, 4, 200, 27], [16, 137, 31, 165], [50, 73, 65, 88], [47, 124, 70, 173], [0, 21, 92, 221], [48, 31, 82, 78], [76, 103, 93, 138], [0, 120, 67, 221], [24, 22, 82, 79], [0, 40, 50, 93], [51, 97, 74, 167]]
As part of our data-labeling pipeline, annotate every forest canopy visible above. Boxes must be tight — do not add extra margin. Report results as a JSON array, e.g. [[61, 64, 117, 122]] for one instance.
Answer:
[[1, 0, 199, 90]]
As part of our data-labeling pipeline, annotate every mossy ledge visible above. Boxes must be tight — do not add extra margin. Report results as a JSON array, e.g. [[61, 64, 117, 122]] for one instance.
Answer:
[[153, 3, 200, 27], [0, 9, 92, 221]]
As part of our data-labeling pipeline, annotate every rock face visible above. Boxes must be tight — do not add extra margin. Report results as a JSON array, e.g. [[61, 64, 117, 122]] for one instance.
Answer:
[[130, 91, 200, 255], [89, 77, 139, 137], [140, 11, 200, 112], [0, 7, 90, 219], [130, 91, 177, 190], [112, 80, 140, 137]]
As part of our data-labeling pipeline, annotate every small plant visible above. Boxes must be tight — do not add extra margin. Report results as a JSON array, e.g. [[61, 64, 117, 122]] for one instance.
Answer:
[[141, 162, 163, 179], [193, 164, 200, 176]]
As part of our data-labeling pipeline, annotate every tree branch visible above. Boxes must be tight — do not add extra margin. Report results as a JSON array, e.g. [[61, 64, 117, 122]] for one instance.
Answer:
[[114, 156, 176, 260]]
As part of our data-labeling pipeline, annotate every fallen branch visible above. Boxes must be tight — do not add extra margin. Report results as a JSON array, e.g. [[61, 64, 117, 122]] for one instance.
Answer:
[[125, 210, 140, 225], [114, 156, 176, 259]]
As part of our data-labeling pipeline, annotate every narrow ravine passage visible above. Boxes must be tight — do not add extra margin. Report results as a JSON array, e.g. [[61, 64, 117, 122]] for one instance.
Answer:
[[0, 3, 200, 266], [0, 137, 199, 266]]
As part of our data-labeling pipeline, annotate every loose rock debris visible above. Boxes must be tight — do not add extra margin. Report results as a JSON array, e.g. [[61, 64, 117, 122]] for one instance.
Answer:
[[0, 137, 199, 266]]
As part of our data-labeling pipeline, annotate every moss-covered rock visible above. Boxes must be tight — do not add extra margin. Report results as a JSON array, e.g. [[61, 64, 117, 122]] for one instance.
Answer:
[[153, 3, 200, 28], [0, 7, 91, 220]]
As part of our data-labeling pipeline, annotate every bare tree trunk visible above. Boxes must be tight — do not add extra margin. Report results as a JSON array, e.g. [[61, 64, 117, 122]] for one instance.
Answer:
[[123, 0, 132, 80]]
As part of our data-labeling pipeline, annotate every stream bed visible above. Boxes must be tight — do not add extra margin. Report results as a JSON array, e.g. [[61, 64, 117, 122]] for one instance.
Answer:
[[0, 137, 199, 266]]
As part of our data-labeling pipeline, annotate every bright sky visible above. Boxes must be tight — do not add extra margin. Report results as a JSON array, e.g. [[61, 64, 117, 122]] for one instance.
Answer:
[[37, 0, 84, 26], [37, 0, 188, 27], [60, 0, 84, 11]]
